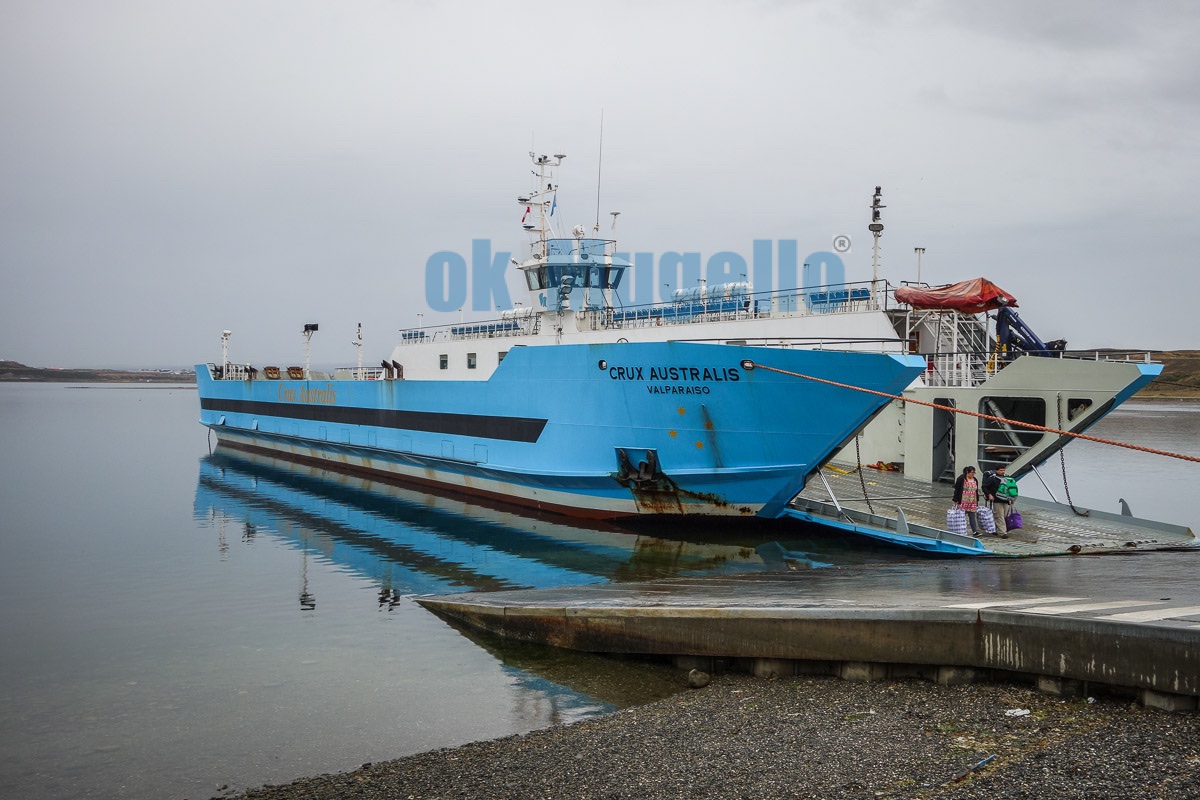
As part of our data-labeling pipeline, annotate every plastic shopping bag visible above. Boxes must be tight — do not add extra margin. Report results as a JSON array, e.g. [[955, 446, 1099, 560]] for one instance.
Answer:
[[946, 507, 968, 535]]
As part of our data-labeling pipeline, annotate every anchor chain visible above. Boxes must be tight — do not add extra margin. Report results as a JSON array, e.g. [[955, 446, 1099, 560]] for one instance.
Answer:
[[1057, 397, 1088, 517], [854, 435, 875, 515]]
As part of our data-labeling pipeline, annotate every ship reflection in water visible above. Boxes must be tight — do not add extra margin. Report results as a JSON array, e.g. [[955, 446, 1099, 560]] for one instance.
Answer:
[[194, 447, 911, 609], [186, 446, 918, 760]]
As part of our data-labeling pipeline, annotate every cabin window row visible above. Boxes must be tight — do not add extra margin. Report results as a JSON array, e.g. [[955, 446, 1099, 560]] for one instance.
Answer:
[[438, 351, 509, 370]]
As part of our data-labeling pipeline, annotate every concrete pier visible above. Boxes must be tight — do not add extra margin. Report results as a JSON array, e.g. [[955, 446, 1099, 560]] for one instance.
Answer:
[[418, 573, 1200, 709]]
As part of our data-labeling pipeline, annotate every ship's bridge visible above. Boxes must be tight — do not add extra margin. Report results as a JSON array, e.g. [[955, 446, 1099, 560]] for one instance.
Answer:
[[521, 238, 632, 311]]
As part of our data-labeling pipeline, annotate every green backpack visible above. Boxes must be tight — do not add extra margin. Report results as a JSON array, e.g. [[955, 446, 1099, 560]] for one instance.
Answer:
[[997, 476, 1018, 499]]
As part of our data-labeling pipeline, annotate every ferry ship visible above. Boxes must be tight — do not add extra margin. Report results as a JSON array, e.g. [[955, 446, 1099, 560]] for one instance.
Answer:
[[196, 154, 929, 519], [197, 153, 1158, 523]]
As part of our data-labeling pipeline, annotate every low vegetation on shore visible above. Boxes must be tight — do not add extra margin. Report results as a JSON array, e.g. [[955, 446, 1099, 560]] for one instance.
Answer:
[[0, 360, 194, 383], [1136, 351, 1200, 398]]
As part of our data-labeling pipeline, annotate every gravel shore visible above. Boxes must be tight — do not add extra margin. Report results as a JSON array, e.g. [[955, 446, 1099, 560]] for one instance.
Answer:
[[230, 674, 1199, 800]]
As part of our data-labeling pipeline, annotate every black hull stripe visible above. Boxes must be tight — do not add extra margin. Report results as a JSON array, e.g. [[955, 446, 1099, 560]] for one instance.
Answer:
[[200, 398, 547, 443]]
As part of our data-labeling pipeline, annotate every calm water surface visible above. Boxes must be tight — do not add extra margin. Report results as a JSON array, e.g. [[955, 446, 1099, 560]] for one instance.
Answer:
[[1018, 399, 1200, 532], [0, 385, 1196, 799]]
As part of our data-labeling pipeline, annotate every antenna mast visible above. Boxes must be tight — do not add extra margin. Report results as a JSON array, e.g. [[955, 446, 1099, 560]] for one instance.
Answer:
[[353, 322, 363, 375], [303, 323, 318, 379], [594, 110, 604, 233], [520, 153, 564, 259], [869, 186, 886, 302]]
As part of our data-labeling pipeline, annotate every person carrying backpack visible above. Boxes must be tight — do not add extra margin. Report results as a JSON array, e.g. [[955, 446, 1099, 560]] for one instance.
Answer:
[[983, 465, 1018, 536]]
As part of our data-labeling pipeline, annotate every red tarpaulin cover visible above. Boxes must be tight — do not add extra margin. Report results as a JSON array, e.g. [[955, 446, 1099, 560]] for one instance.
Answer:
[[894, 278, 1017, 313]]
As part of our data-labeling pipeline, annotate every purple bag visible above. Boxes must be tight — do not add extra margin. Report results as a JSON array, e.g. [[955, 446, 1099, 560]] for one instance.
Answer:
[[1005, 510, 1023, 530]]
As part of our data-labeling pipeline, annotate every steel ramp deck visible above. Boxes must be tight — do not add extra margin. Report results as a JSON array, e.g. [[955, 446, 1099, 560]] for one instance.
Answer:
[[788, 463, 1197, 557]]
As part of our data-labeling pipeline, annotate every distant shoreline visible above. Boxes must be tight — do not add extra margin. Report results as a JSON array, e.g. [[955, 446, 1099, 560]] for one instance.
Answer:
[[1134, 394, 1200, 401], [2, 356, 1197, 397], [0, 362, 194, 384]]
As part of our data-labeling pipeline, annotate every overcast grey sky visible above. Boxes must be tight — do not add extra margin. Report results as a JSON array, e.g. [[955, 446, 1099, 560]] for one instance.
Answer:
[[2, 0, 1197, 368]]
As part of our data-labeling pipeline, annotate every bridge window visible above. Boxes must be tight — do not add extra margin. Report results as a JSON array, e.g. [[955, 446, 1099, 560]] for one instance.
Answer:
[[589, 265, 625, 289], [526, 264, 626, 291], [525, 268, 546, 290], [552, 266, 582, 287]]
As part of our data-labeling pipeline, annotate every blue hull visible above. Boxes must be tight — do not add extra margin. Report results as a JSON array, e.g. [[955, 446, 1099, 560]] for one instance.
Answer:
[[197, 342, 924, 518]]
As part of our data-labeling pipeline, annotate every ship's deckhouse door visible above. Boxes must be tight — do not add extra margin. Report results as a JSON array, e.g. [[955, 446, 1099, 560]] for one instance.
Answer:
[[933, 398, 955, 483]]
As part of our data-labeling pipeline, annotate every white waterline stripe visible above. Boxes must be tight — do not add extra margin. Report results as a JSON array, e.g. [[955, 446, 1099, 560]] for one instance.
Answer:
[[1019, 600, 1165, 615], [945, 597, 1085, 609], [1097, 606, 1200, 622]]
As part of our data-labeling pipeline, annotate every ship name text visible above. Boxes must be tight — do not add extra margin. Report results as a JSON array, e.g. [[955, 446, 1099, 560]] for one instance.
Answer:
[[607, 365, 741, 393], [608, 365, 740, 383], [277, 383, 338, 405]]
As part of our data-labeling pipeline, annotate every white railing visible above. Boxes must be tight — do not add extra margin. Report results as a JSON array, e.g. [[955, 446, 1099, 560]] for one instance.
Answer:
[[398, 316, 540, 345], [395, 282, 881, 345], [602, 284, 879, 333], [332, 367, 388, 381], [215, 363, 254, 381], [212, 363, 394, 382], [922, 350, 1159, 389]]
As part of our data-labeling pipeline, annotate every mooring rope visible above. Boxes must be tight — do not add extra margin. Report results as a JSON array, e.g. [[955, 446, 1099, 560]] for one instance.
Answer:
[[747, 361, 1200, 464]]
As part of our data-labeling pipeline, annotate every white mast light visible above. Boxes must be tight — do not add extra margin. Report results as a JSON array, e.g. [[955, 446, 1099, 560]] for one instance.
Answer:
[[303, 323, 318, 378], [869, 186, 886, 301]]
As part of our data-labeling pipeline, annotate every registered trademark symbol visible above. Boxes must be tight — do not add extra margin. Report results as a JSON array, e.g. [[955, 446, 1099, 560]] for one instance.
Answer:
[[832, 235, 852, 253]]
